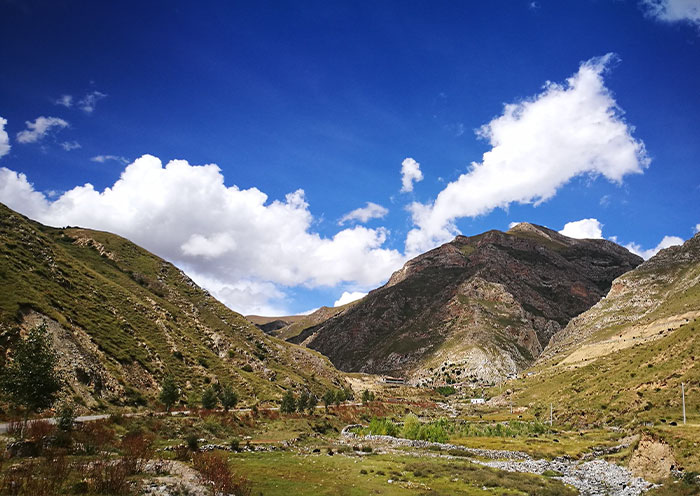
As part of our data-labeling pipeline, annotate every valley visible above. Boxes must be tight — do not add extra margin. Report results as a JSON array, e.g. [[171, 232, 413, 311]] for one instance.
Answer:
[[1, 203, 699, 495]]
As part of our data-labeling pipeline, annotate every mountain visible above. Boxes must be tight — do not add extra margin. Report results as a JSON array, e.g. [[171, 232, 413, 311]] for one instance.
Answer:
[[513, 232, 700, 427], [248, 302, 359, 342], [301, 223, 642, 385], [0, 203, 346, 411]]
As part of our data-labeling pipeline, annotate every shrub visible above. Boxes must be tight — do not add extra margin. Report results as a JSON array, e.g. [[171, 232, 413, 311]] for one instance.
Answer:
[[280, 390, 296, 414], [192, 452, 251, 496], [120, 432, 155, 474], [201, 386, 218, 410], [159, 376, 180, 412], [186, 433, 200, 452], [401, 414, 421, 440], [219, 384, 238, 411], [25, 419, 56, 441], [56, 402, 76, 432], [367, 417, 399, 437]]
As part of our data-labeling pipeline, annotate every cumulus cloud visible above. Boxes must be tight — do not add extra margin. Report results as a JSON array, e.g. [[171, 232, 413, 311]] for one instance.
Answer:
[[0, 155, 405, 314], [334, 291, 367, 307], [338, 202, 389, 225], [91, 155, 129, 164], [558, 218, 604, 239], [60, 141, 81, 151], [625, 235, 684, 260], [641, 0, 700, 27], [55, 94, 73, 107], [405, 54, 649, 255], [400, 157, 423, 193], [16, 116, 69, 144], [78, 90, 107, 113], [0, 117, 9, 159], [695, 223, 700, 233]]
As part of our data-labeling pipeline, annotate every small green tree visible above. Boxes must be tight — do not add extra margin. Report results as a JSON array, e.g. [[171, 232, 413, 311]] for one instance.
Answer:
[[334, 389, 346, 406], [297, 391, 309, 413], [322, 390, 335, 412], [219, 384, 238, 412], [361, 389, 375, 404], [56, 402, 76, 432], [0, 322, 62, 437], [280, 390, 296, 414], [159, 375, 180, 412], [201, 386, 218, 410], [307, 393, 318, 414]]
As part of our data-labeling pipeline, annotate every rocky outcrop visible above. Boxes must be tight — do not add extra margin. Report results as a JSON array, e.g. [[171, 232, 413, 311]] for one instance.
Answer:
[[304, 223, 641, 384]]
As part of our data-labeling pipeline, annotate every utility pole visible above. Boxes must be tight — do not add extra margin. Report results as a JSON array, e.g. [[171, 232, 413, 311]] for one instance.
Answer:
[[682, 383, 686, 425], [550, 403, 553, 426]]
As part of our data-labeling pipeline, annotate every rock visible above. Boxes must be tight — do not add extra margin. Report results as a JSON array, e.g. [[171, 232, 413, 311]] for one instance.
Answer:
[[6, 440, 41, 458]]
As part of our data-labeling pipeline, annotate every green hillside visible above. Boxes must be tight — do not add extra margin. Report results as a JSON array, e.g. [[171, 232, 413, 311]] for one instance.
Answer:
[[0, 203, 346, 413]]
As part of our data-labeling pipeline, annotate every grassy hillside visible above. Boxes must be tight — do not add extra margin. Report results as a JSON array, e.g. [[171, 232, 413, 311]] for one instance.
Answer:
[[0, 203, 346, 412], [509, 234, 700, 470]]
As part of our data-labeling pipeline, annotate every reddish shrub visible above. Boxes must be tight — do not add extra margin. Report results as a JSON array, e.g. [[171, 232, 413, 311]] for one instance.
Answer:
[[25, 420, 56, 441], [192, 452, 251, 496]]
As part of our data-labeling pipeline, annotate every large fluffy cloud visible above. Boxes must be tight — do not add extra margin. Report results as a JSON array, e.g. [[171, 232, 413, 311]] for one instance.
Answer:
[[558, 218, 604, 239], [400, 157, 423, 193], [0, 155, 405, 314], [0, 117, 9, 159], [405, 54, 649, 255], [338, 202, 389, 225], [641, 0, 700, 27], [16, 116, 69, 144]]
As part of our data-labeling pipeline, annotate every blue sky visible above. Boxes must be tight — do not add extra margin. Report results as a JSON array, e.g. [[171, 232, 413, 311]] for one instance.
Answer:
[[1, 0, 699, 315]]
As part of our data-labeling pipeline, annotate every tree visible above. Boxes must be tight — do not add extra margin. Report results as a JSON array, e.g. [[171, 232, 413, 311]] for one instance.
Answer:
[[201, 386, 218, 410], [280, 390, 296, 413], [159, 375, 180, 412], [297, 391, 309, 413], [334, 389, 346, 406], [322, 390, 335, 412], [307, 393, 318, 414], [219, 384, 239, 412], [361, 389, 375, 404], [0, 322, 62, 437]]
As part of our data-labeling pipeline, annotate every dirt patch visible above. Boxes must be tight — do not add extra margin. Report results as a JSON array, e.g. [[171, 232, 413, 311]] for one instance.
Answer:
[[628, 435, 677, 482]]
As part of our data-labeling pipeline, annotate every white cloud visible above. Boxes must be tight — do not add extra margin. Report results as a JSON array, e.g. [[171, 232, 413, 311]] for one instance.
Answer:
[[0, 117, 9, 159], [0, 155, 406, 314], [55, 94, 73, 108], [695, 223, 700, 233], [558, 218, 604, 239], [16, 116, 69, 144], [641, 0, 700, 27], [91, 155, 129, 164], [338, 202, 389, 225], [60, 141, 81, 151], [405, 54, 649, 255], [78, 91, 107, 113], [400, 157, 424, 193], [508, 221, 522, 229], [334, 291, 367, 307], [625, 235, 684, 260]]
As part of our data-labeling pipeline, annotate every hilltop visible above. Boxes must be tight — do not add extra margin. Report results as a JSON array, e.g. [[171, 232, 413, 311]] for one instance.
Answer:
[[299, 223, 642, 385], [0, 203, 346, 412]]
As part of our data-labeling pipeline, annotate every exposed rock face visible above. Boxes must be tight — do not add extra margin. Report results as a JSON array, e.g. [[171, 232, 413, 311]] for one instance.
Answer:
[[629, 436, 677, 482], [304, 223, 641, 384]]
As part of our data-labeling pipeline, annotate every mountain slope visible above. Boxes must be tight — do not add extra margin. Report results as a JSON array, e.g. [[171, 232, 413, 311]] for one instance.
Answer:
[[303, 223, 641, 385], [0, 203, 346, 410], [510, 234, 700, 467]]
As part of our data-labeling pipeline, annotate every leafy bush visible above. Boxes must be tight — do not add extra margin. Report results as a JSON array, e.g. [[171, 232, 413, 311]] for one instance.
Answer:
[[192, 452, 251, 496], [435, 386, 456, 396], [367, 417, 399, 437]]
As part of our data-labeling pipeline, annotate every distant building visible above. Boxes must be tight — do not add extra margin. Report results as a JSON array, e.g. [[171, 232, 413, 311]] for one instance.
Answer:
[[470, 398, 485, 404], [382, 376, 406, 385]]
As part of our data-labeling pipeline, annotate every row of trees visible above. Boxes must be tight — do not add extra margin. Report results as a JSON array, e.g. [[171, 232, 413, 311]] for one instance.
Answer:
[[280, 388, 357, 414], [159, 377, 239, 412]]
